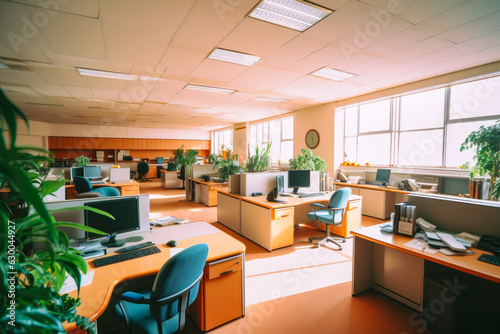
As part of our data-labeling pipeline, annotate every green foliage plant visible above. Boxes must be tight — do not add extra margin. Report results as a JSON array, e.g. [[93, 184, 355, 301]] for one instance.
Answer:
[[245, 142, 271, 172], [74, 156, 89, 167], [289, 148, 327, 171], [0, 90, 110, 333], [208, 148, 243, 182], [460, 121, 500, 200]]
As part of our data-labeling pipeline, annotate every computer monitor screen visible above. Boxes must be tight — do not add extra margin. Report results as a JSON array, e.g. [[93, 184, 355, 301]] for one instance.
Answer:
[[84, 197, 140, 239], [276, 175, 284, 194], [156, 157, 164, 164], [83, 166, 101, 179], [288, 170, 310, 194], [375, 169, 391, 185], [70, 166, 84, 181]]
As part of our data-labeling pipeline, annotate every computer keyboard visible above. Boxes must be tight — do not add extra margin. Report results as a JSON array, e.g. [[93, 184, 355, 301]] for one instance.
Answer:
[[299, 193, 326, 198], [115, 241, 155, 253], [93, 246, 161, 267], [90, 180, 105, 184], [477, 253, 500, 266]]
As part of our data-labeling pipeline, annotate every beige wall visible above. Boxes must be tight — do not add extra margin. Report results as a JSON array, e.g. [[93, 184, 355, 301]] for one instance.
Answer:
[[292, 103, 336, 175]]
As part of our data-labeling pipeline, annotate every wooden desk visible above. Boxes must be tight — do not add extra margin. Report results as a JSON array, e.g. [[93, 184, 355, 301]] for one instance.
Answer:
[[65, 221, 245, 332], [65, 181, 139, 199], [334, 182, 409, 219], [351, 224, 500, 312], [192, 179, 228, 207], [160, 170, 183, 189], [217, 189, 362, 251]]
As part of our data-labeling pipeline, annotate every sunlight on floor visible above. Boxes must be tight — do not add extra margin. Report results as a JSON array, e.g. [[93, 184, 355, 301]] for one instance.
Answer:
[[189, 208, 203, 212], [148, 194, 184, 200]]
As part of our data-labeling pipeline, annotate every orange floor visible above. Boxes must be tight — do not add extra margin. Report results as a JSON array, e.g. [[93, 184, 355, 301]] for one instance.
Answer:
[[136, 181, 432, 334]]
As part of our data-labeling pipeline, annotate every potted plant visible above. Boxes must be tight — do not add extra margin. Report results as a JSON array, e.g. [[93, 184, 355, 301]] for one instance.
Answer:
[[174, 146, 199, 200], [208, 149, 243, 182], [75, 155, 90, 167], [460, 121, 500, 200], [289, 148, 327, 171], [0, 90, 109, 333], [245, 142, 272, 172]]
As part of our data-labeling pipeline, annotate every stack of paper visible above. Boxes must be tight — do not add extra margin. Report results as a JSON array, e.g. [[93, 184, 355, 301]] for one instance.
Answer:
[[150, 216, 189, 227]]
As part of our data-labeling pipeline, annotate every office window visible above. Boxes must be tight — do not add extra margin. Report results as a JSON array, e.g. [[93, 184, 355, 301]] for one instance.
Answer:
[[449, 76, 500, 120], [211, 129, 233, 154], [249, 116, 293, 164], [342, 75, 500, 169]]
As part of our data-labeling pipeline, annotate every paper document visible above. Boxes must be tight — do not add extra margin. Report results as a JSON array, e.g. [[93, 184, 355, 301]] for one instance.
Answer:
[[60, 270, 94, 293], [404, 239, 439, 254]]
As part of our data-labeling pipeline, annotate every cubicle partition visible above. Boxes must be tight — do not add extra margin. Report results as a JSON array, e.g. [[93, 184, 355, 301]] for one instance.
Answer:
[[238, 171, 321, 197]]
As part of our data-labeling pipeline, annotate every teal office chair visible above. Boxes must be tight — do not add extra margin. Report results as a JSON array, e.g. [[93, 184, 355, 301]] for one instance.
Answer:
[[73, 176, 120, 197], [137, 161, 152, 182], [113, 244, 209, 334], [307, 188, 351, 250]]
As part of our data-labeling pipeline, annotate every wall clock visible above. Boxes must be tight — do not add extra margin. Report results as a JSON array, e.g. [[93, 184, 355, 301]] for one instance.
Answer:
[[305, 129, 319, 149]]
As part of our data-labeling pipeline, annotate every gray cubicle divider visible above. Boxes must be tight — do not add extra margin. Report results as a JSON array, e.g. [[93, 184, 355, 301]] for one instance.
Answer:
[[239, 170, 322, 197], [192, 164, 218, 179], [44, 194, 150, 240], [407, 193, 500, 237]]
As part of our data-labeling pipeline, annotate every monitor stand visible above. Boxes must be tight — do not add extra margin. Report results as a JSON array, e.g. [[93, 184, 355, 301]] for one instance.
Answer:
[[101, 234, 144, 248]]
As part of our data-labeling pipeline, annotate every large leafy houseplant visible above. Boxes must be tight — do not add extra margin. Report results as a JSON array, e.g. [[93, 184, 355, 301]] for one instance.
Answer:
[[289, 148, 327, 171], [174, 146, 199, 200], [245, 142, 272, 172], [208, 149, 243, 182], [460, 121, 500, 200], [0, 90, 109, 333]]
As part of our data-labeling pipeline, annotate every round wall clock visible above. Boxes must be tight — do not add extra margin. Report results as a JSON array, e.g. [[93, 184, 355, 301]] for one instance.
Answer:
[[305, 129, 319, 149]]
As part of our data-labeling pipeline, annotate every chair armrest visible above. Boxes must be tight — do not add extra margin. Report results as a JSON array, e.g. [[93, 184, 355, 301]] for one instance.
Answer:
[[120, 291, 149, 304], [310, 203, 326, 210]]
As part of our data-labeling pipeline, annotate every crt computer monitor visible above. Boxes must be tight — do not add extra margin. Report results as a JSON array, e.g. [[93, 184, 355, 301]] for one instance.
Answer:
[[84, 197, 140, 240], [288, 170, 311, 194], [375, 169, 391, 186], [83, 166, 101, 179], [70, 166, 84, 181]]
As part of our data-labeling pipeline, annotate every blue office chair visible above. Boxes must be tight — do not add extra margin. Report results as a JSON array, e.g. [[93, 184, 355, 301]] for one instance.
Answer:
[[113, 244, 209, 334], [307, 187, 351, 250], [137, 161, 152, 182], [73, 176, 121, 197]]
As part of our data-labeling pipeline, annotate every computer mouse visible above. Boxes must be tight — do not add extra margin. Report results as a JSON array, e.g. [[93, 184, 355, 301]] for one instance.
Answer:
[[167, 240, 177, 247]]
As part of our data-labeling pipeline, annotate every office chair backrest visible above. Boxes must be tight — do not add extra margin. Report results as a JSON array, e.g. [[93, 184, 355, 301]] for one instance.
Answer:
[[178, 165, 185, 179], [73, 176, 93, 194], [137, 161, 149, 176], [150, 243, 209, 323], [328, 188, 351, 222]]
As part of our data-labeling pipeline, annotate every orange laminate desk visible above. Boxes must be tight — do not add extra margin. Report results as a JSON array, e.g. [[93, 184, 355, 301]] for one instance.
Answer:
[[217, 189, 362, 251], [351, 224, 500, 311], [65, 181, 139, 199], [192, 179, 228, 207], [65, 221, 246, 332]]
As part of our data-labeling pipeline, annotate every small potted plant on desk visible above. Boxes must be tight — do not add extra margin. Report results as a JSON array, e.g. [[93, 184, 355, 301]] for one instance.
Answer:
[[75, 155, 90, 167], [174, 146, 199, 200]]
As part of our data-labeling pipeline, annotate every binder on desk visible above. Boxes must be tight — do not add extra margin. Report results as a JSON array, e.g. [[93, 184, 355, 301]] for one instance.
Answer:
[[393, 202, 410, 234]]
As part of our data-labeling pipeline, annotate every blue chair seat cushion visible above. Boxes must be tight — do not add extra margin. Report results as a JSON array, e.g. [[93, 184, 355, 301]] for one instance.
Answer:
[[114, 291, 180, 334], [94, 187, 120, 196], [306, 210, 343, 225]]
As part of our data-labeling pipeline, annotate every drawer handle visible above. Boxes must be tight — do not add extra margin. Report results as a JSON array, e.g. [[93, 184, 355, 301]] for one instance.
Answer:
[[220, 270, 233, 276]]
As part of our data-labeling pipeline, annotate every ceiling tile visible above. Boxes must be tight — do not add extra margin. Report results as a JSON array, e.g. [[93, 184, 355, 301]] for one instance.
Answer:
[[9, 0, 100, 18], [439, 11, 500, 44], [29, 83, 71, 97], [65, 85, 93, 99], [26, 62, 86, 85], [458, 30, 500, 52], [168, 89, 231, 108], [190, 59, 249, 83]]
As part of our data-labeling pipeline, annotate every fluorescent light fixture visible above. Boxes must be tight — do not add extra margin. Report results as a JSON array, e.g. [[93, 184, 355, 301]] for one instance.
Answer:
[[256, 95, 287, 102], [77, 68, 138, 81], [248, 0, 332, 32], [208, 48, 261, 66], [311, 67, 356, 81], [0, 59, 12, 70], [184, 84, 235, 94], [140, 75, 160, 81]]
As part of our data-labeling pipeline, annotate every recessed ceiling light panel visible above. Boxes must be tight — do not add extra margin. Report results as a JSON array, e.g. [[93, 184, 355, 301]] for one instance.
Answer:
[[77, 68, 138, 81], [248, 0, 332, 32], [184, 84, 235, 94], [208, 48, 261, 66], [311, 67, 356, 81], [256, 95, 287, 102]]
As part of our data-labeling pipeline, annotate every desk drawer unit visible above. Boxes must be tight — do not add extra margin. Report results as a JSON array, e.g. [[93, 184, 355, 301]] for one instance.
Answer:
[[191, 254, 245, 331], [217, 192, 241, 233], [241, 202, 294, 251], [120, 185, 139, 196]]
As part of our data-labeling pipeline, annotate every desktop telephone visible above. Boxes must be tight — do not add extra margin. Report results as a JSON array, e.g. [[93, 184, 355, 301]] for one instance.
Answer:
[[401, 179, 420, 192]]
